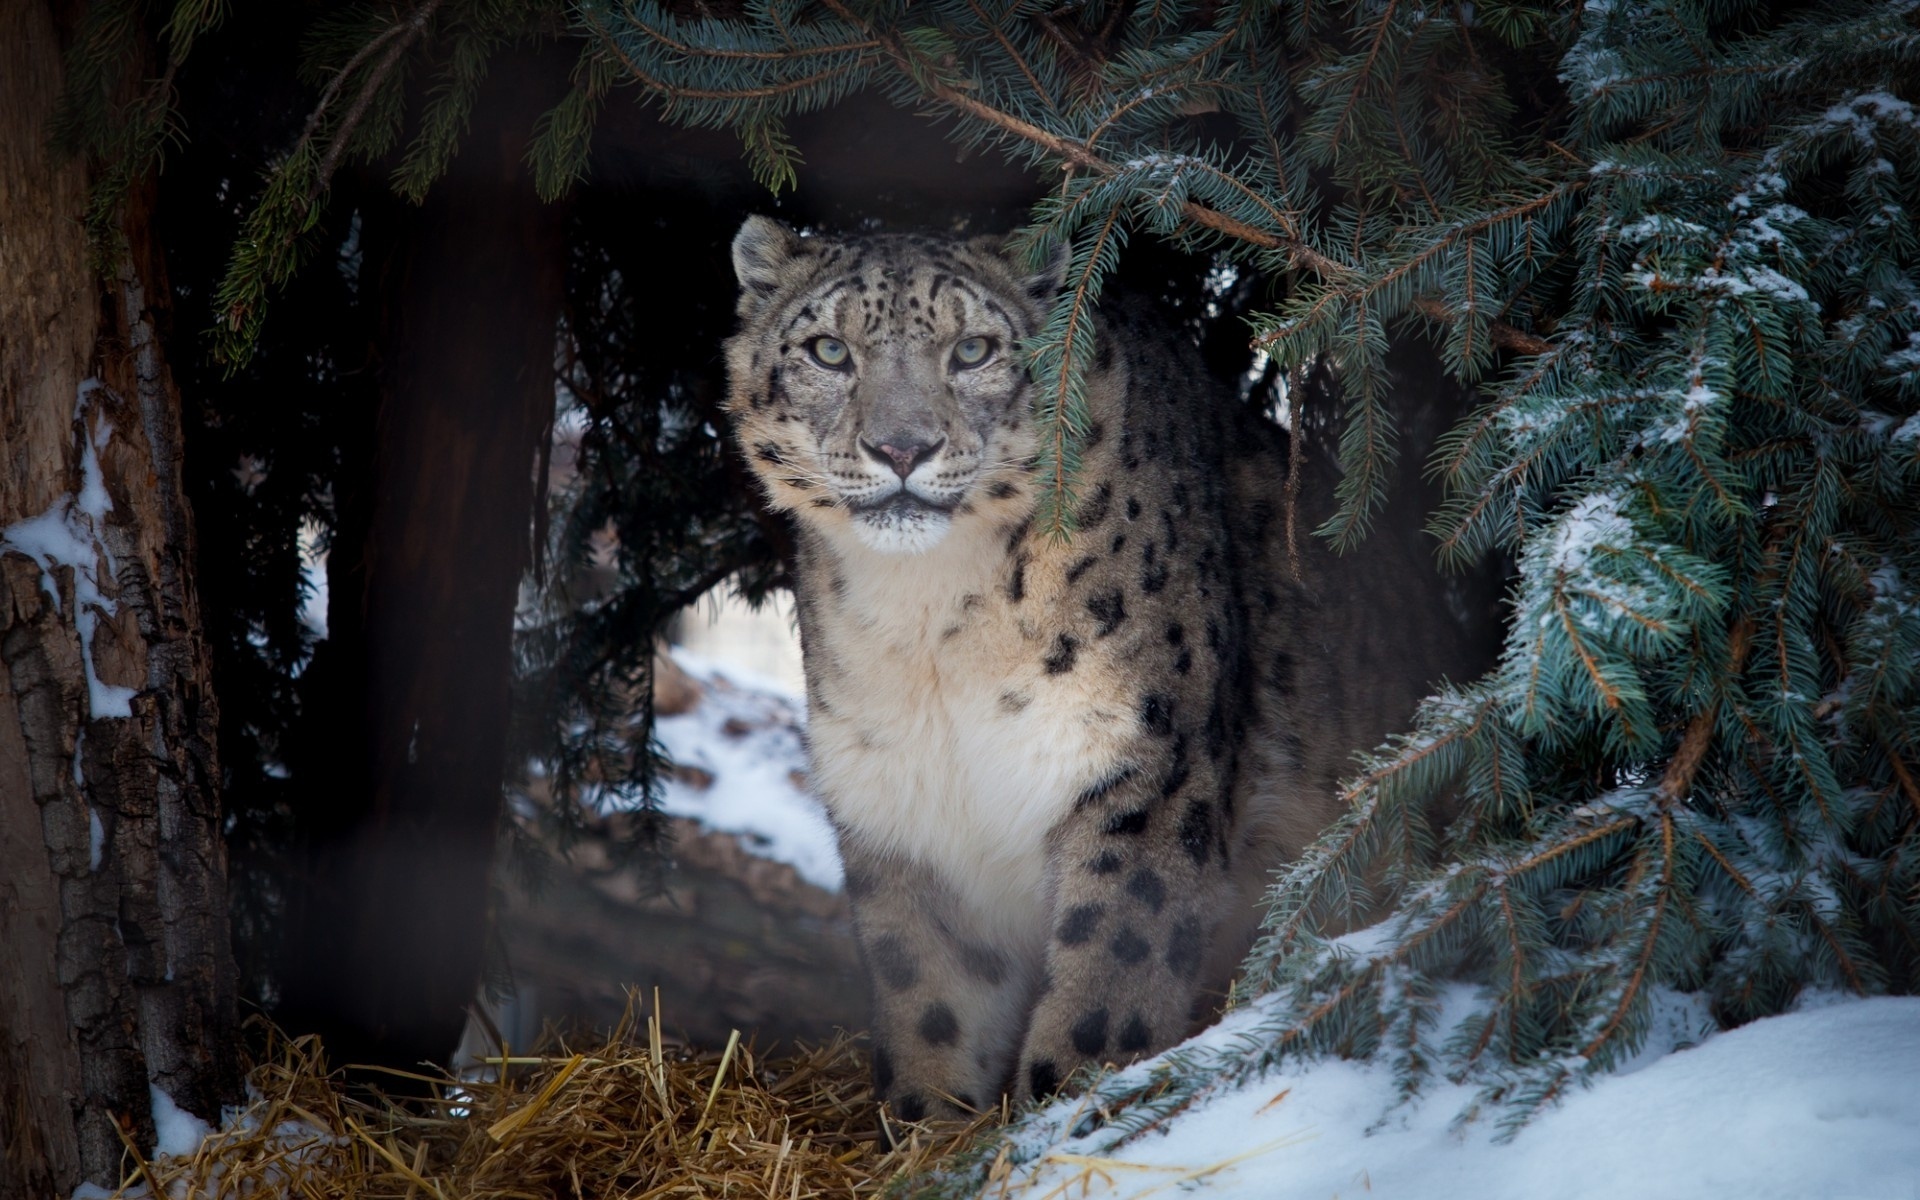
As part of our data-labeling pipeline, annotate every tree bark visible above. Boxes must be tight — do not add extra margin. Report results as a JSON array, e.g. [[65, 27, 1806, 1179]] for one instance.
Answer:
[[277, 54, 568, 1071], [0, 2, 239, 1195]]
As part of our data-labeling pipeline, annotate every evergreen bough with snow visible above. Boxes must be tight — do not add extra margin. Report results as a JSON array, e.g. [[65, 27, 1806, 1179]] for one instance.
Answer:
[[564, 0, 1920, 1164]]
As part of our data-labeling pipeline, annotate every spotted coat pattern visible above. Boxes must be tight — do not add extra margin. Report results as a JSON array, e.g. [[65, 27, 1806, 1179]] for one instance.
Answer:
[[721, 217, 1490, 1119]]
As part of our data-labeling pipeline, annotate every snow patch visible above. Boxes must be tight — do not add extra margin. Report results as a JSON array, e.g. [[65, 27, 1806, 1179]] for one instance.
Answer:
[[149, 1084, 212, 1161], [0, 382, 137, 719], [1547, 492, 1628, 572], [607, 648, 843, 890], [999, 996, 1920, 1200], [1651, 379, 1720, 444], [298, 520, 329, 640], [1821, 92, 1919, 143]]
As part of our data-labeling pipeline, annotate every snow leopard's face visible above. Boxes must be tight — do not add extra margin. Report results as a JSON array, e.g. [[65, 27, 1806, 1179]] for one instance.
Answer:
[[723, 218, 1062, 554]]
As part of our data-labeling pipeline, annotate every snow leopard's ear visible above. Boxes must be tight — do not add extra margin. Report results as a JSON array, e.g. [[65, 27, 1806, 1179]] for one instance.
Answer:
[[975, 232, 1070, 305], [732, 216, 801, 315], [1027, 240, 1072, 301]]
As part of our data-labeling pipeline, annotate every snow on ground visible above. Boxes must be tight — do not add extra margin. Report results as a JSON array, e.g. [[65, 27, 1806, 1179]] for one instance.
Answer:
[[1001, 992, 1920, 1200], [648, 647, 842, 891]]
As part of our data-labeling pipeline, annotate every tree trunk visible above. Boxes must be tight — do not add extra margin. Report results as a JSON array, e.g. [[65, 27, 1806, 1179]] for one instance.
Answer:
[[464, 808, 866, 1061], [277, 56, 568, 1071], [0, 3, 239, 1195]]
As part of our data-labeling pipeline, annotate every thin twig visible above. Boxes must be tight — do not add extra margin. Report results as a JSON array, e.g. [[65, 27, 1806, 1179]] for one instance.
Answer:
[[297, 16, 416, 151], [1657, 618, 1754, 804], [316, 0, 448, 191]]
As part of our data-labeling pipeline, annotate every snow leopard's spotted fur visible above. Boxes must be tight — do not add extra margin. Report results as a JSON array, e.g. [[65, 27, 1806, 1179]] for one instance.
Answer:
[[722, 217, 1489, 1118]]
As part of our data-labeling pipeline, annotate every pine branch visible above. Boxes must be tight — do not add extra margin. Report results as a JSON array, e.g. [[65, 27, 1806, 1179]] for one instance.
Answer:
[[316, 0, 446, 192], [1658, 617, 1754, 803]]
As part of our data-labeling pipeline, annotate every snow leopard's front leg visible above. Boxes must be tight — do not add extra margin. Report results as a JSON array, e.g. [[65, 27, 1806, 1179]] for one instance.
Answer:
[[839, 838, 1036, 1122], [1015, 715, 1238, 1101]]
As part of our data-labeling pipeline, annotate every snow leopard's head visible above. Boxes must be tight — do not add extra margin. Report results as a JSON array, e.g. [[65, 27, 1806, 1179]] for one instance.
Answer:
[[723, 217, 1064, 554]]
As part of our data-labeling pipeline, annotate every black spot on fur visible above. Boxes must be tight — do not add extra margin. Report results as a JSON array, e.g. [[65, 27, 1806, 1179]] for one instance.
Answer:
[[811, 497, 836, 508], [1179, 799, 1214, 866], [1078, 483, 1113, 529], [1058, 903, 1105, 945], [1007, 553, 1029, 603], [871, 934, 919, 990], [1126, 496, 1142, 521], [1075, 766, 1138, 810], [1104, 807, 1150, 836], [1125, 868, 1166, 913], [873, 1046, 894, 1092], [1140, 556, 1170, 595], [1029, 1060, 1060, 1098], [1205, 704, 1229, 761], [1087, 589, 1127, 637], [1066, 555, 1099, 585], [1174, 649, 1193, 675], [1110, 927, 1151, 964], [1044, 633, 1080, 675], [753, 442, 785, 465], [958, 941, 1009, 985], [1165, 623, 1184, 645], [1004, 517, 1032, 555], [1141, 693, 1176, 737], [918, 1003, 960, 1046], [1111, 533, 1126, 553], [1166, 917, 1205, 980], [1087, 850, 1124, 875], [895, 1093, 927, 1123], [988, 479, 1019, 500], [1071, 1008, 1110, 1057], [1159, 736, 1191, 798], [999, 690, 1031, 714], [1267, 648, 1296, 696], [1117, 1015, 1152, 1053]]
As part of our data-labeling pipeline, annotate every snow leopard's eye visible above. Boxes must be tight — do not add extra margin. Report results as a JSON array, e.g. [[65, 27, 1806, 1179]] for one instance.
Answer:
[[809, 336, 851, 369], [951, 336, 995, 369]]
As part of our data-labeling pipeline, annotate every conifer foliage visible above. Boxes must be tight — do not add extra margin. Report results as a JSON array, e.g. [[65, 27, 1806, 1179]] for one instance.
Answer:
[[565, 0, 1920, 1158]]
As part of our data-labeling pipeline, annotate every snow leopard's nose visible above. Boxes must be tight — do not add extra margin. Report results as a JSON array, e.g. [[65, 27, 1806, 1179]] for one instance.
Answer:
[[860, 435, 944, 479]]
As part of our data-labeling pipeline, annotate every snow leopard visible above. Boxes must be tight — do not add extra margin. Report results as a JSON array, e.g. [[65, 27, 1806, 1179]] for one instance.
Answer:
[[722, 216, 1494, 1120]]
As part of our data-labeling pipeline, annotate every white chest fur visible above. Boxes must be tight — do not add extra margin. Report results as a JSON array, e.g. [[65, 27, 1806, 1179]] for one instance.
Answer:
[[803, 522, 1131, 943]]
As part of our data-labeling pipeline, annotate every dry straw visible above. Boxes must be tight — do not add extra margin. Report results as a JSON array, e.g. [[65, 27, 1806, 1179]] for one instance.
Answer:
[[102, 993, 996, 1199]]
